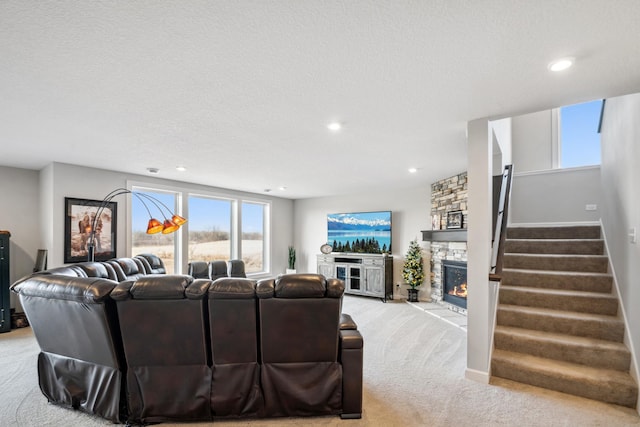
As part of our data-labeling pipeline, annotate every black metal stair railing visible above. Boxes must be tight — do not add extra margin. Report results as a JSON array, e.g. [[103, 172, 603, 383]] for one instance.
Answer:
[[489, 164, 513, 281]]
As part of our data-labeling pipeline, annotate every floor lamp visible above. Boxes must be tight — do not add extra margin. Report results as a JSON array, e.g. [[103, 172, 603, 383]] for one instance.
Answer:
[[86, 188, 186, 262]]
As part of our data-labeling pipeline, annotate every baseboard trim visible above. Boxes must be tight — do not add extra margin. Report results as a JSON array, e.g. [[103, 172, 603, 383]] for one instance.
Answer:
[[508, 221, 600, 228], [465, 368, 490, 384]]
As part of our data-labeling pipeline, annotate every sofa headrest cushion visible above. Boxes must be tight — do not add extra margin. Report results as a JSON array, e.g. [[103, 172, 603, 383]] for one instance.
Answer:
[[41, 265, 88, 278], [274, 274, 327, 298], [77, 262, 114, 279], [208, 277, 256, 299], [128, 275, 194, 300], [136, 253, 166, 274], [11, 275, 117, 304], [117, 258, 141, 275], [188, 261, 209, 278]]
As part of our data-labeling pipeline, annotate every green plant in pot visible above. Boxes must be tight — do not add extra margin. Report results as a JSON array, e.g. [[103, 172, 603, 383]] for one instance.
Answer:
[[402, 240, 424, 302], [287, 246, 296, 273]]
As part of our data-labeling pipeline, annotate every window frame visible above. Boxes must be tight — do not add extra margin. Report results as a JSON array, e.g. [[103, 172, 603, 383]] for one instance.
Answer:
[[240, 199, 271, 275], [127, 183, 183, 274], [186, 193, 234, 265], [126, 180, 272, 277], [554, 99, 603, 169]]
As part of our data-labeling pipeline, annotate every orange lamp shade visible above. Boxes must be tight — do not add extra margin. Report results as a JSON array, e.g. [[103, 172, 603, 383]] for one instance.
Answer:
[[162, 219, 180, 234], [146, 218, 164, 234], [171, 214, 187, 226]]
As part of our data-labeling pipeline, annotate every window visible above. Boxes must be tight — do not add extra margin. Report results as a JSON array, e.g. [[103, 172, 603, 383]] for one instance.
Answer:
[[559, 100, 603, 168], [128, 183, 271, 276], [131, 188, 180, 274], [187, 196, 232, 263], [241, 201, 266, 274]]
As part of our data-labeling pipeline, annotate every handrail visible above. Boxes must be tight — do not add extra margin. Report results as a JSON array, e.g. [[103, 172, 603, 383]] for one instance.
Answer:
[[489, 164, 514, 280]]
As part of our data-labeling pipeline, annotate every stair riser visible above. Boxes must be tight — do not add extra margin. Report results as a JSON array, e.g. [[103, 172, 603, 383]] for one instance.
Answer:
[[507, 226, 601, 240], [499, 289, 618, 315], [503, 255, 608, 273], [491, 359, 637, 408], [501, 270, 612, 293], [505, 240, 603, 255], [494, 333, 631, 371], [497, 309, 624, 342]]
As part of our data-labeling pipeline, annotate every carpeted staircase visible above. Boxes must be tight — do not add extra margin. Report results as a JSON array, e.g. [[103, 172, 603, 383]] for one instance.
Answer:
[[491, 225, 638, 408]]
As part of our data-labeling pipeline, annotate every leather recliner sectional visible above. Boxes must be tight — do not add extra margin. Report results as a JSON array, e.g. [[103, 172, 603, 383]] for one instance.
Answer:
[[11, 255, 363, 424]]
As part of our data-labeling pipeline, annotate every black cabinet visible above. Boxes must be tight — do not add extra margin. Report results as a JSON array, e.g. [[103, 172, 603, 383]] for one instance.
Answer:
[[0, 231, 10, 333]]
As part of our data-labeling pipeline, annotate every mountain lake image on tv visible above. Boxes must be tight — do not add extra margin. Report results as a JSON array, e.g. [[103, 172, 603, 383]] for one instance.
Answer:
[[327, 211, 391, 254]]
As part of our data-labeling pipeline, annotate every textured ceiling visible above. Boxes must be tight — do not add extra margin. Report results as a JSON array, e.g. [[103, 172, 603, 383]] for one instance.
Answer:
[[1, 1, 639, 199]]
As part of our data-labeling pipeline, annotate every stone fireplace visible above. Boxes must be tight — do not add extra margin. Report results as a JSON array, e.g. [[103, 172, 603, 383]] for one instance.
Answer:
[[424, 171, 469, 314], [429, 241, 468, 314]]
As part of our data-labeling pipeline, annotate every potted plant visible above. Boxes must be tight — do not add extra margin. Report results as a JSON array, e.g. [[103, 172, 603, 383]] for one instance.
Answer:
[[402, 240, 424, 302], [286, 246, 296, 274]]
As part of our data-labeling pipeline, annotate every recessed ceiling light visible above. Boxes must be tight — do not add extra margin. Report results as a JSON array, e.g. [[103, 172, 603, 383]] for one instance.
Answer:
[[548, 57, 575, 72], [176, 166, 187, 172], [327, 122, 342, 132], [147, 167, 159, 174], [279, 186, 287, 191], [408, 168, 418, 173]]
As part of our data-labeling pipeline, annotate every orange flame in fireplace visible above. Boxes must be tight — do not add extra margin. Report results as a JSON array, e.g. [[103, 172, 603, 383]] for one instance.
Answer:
[[448, 283, 467, 298]]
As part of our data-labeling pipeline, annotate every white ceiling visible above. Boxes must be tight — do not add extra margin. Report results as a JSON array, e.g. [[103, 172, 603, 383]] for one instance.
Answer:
[[1, 1, 639, 199]]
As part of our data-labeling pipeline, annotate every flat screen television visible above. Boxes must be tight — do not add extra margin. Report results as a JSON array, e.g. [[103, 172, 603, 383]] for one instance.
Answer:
[[327, 211, 392, 254]]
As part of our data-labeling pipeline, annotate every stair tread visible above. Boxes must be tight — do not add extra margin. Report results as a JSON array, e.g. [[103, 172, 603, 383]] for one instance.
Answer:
[[502, 268, 612, 278], [506, 226, 601, 240], [506, 238, 603, 243], [500, 285, 617, 299], [493, 348, 636, 386], [504, 253, 608, 259], [498, 304, 622, 323], [494, 325, 629, 352]]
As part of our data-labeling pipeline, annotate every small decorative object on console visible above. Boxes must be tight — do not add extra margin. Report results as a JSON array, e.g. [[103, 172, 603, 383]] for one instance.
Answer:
[[431, 214, 440, 230], [320, 244, 333, 254]]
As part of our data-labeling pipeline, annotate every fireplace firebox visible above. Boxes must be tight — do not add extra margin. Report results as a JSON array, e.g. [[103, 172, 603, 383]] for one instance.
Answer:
[[441, 260, 467, 309]]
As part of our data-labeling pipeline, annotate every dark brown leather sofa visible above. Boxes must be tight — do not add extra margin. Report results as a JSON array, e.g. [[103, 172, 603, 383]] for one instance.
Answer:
[[11, 256, 363, 424]]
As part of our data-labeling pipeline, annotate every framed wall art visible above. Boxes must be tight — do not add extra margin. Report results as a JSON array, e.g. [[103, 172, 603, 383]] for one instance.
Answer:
[[64, 197, 117, 263], [446, 210, 463, 229]]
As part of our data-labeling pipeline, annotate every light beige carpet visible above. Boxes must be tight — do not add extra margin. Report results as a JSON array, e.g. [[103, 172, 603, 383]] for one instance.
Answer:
[[1, 295, 639, 426]]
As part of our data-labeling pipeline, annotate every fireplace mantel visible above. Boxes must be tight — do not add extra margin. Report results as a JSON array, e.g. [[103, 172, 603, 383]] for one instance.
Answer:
[[421, 229, 467, 242]]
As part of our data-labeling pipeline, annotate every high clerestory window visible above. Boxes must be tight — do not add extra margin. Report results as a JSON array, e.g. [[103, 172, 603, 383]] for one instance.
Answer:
[[559, 99, 603, 168]]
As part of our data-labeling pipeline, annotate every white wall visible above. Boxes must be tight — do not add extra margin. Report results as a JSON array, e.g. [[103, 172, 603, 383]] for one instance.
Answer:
[[491, 117, 512, 175], [599, 93, 640, 378], [0, 166, 41, 310], [510, 166, 602, 225], [465, 118, 494, 383], [293, 185, 431, 299], [511, 109, 557, 172]]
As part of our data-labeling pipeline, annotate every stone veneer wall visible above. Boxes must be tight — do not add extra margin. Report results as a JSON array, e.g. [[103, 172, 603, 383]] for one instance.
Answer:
[[430, 242, 468, 310], [429, 172, 468, 310], [431, 171, 468, 230]]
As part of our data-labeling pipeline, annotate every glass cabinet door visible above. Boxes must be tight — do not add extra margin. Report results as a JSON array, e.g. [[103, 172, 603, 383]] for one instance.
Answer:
[[349, 266, 361, 290]]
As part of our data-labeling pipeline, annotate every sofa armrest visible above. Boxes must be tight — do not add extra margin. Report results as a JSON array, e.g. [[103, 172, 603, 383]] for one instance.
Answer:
[[340, 313, 358, 330], [339, 329, 363, 419]]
